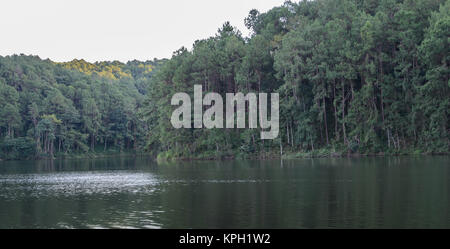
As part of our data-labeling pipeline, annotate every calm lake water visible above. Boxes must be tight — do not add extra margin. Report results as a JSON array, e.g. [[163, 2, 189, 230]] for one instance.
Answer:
[[0, 156, 449, 228]]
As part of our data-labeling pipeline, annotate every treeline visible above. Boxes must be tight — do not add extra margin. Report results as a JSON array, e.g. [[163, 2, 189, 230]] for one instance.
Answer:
[[1, 0, 448, 161], [0, 55, 165, 160], [145, 0, 449, 159]]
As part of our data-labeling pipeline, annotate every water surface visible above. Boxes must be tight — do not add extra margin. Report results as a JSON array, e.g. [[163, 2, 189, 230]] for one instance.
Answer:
[[0, 156, 449, 228]]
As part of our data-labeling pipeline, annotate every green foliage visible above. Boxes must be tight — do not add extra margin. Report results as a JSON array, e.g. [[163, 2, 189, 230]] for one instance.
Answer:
[[0, 55, 164, 160], [0, 137, 35, 160], [143, 0, 449, 159], [1, 0, 449, 160]]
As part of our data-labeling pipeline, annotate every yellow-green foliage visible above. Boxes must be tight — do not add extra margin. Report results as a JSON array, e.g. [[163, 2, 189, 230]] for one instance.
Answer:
[[138, 64, 153, 74], [58, 59, 132, 80], [42, 114, 62, 124]]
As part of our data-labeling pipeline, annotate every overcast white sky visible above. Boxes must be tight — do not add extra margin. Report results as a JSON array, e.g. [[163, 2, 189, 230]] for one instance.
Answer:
[[0, 0, 285, 62]]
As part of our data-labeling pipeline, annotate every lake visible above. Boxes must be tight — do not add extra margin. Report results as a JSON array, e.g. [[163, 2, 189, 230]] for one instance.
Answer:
[[0, 156, 449, 228]]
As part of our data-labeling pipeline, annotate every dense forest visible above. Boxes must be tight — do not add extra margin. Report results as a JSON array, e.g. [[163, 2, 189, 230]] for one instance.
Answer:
[[145, 0, 449, 159], [0, 0, 449, 161], [0, 55, 165, 160]]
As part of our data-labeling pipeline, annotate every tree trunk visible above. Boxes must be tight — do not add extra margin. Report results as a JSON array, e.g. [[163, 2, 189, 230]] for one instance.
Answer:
[[286, 123, 289, 147], [290, 122, 294, 146], [91, 134, 95, 151], [50, 140, 54, 158], [323, 96, 329, 145], [279, 137, 283, 156], [333, 79, 338, 140], [380, 54, 385, 125], [342, 82, 347, 144], [387, 128, 391, 148]]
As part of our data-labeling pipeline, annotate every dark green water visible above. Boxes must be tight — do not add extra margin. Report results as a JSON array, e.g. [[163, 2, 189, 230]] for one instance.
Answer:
[[0, 156, 449, 228]]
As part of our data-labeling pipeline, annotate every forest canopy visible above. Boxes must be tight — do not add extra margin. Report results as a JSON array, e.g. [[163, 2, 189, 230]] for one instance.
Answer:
[[0, 0, 449, 160], [0, 55, 165, 160], [144, 0, 449, 159]]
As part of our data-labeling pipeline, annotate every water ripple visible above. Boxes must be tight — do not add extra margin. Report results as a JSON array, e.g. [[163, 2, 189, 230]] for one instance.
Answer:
[[0, 171, 159, 198]]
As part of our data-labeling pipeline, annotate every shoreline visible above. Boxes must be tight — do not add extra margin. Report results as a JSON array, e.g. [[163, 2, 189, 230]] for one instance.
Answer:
[[157, 150, 450, 162], [1, 151, 449, 163], [0, 152, 148, 162]]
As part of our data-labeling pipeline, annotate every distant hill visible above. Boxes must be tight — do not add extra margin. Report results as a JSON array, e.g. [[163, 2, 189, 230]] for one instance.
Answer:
[[0, 54, 165, 160]]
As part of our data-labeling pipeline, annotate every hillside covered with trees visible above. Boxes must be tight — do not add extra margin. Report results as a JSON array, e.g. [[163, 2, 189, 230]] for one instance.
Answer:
[[145, 0, 449, 159], [0, 55, 165, 160], [1, 0, 448, 161]]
